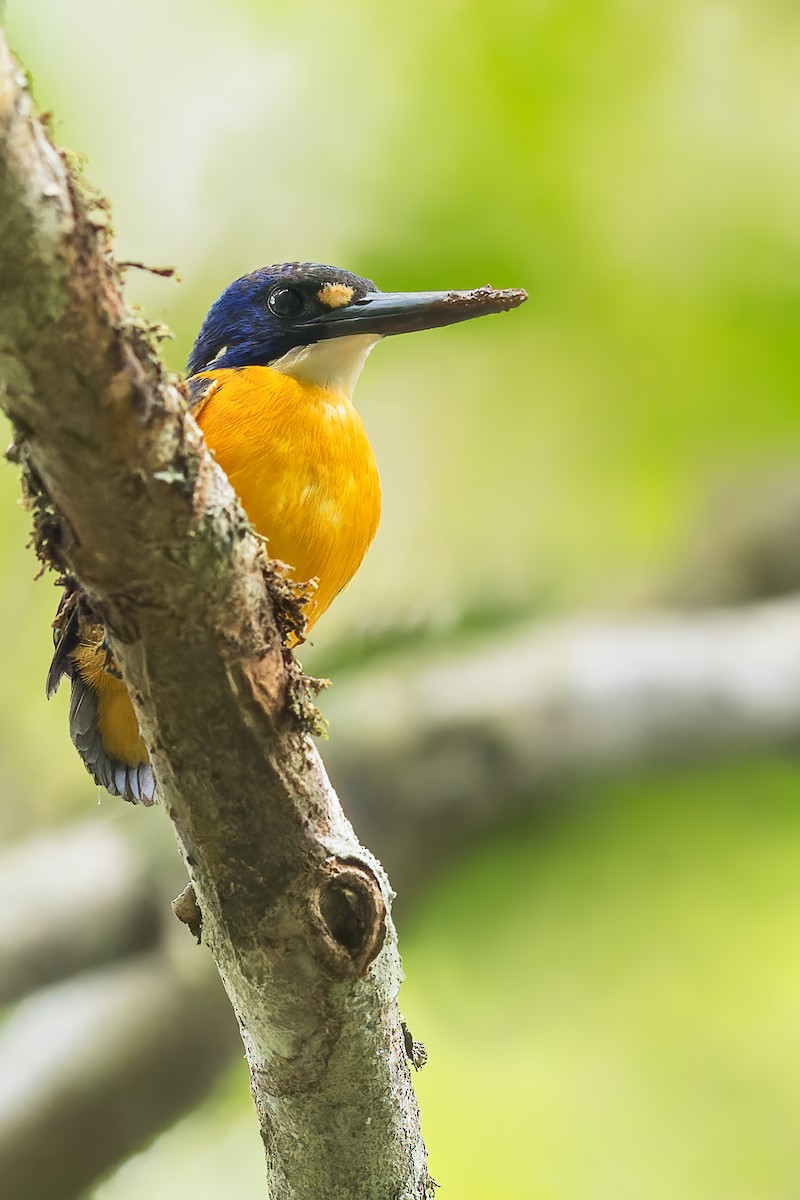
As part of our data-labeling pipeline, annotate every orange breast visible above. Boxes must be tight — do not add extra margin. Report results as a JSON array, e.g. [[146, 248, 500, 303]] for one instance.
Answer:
[[194, 365, 382, 630]]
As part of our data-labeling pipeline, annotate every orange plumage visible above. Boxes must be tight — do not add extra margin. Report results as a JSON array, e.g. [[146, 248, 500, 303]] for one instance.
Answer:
[[72, 362, 381, 767], [195, 365, 381, 629]]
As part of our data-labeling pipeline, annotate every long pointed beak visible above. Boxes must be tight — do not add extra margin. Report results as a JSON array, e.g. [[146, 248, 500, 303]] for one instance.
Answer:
[[302, 285, 528, 339]]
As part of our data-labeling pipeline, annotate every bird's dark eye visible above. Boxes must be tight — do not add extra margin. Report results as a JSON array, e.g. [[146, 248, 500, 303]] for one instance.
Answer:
[[267, 286, 306, 319]]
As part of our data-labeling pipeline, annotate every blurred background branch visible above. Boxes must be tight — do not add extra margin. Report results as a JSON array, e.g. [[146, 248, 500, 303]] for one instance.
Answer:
[[0, 951, 236, 1200], [0, 822, 237, 1200], [327, 597, 800, 895], [0, 823, 160, 1007]]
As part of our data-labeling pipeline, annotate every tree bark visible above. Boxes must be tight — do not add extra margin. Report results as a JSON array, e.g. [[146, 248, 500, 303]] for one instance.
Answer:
[[0, 30, 431, 1200]]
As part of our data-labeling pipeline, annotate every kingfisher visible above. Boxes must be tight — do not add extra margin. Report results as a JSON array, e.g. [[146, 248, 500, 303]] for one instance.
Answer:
[[46, 262, 527, 805]]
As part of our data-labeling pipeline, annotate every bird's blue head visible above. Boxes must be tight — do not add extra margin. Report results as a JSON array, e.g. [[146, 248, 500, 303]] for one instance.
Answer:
[[186, 261, 527, 379], [187, 263, 375, 376]]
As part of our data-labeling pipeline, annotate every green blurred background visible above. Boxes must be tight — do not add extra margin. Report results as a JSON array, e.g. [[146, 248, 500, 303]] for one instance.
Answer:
[[3, 0, 800, 1196]]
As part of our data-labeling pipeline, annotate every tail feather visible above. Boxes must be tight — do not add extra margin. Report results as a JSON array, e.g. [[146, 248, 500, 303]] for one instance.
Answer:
[[66, 673, 156, 805], [47, 585, 157, 807]]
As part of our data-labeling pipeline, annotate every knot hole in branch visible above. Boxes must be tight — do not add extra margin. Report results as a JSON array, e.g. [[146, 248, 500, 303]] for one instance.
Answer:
[[312, 859, 387, 978]]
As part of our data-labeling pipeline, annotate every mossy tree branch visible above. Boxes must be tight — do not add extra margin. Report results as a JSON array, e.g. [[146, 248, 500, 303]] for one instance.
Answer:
[[0, 31, 431, 1200]]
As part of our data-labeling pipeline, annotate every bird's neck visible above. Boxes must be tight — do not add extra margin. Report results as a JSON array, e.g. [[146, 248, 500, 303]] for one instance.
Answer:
[[268, 334, 381, 397]]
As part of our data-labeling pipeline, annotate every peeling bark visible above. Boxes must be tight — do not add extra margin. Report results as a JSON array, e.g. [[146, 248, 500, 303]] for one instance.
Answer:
[[0, 31, 431, 1200]]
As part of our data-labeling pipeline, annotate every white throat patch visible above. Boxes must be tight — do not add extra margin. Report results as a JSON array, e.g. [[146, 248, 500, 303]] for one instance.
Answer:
[[269, 334, 381, 397]]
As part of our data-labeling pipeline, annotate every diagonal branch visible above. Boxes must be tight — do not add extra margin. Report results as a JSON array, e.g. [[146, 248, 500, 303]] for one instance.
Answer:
[[0, 31, 430, 1200]]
